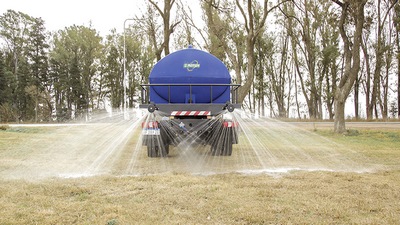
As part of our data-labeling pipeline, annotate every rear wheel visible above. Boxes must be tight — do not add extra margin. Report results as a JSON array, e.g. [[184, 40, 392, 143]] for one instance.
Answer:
[[211, 128, 233, 156], [222, 133, 232, 156], [211, 142, 221, 156], [147, 145, 158, 157], [164, 144, 170, 155], [221, 128, 233, 156], [146, 137, 168, 158], [147, 145, 169, 157]]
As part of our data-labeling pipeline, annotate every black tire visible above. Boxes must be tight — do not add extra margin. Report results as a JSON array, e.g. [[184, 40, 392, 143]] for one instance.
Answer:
[[222, 141, 232, 156], [211, 138, 225, 156], [147, 145, 158, 157], [221, 129, 232, 156], [211, 143, 220, 156], [159, 145, 168, 157], [160, 123, 169, 157], [165, 144, 170, 155]]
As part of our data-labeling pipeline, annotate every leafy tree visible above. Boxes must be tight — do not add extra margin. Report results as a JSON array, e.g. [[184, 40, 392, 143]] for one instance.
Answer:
[[282, 0, 335, 119], [101, 26, 155, 110], [49, 25, 102, 121], [0, 51, 17, 121], [0, 51, 10, 105], [202, 0, 246, 96], [202, 0, 230, 61], [102, 31, 123, 109], [0, 10, 50, 122], [235, 0, 291, 103], [319, 6, 340, 120], [25, 17, 50, 122]]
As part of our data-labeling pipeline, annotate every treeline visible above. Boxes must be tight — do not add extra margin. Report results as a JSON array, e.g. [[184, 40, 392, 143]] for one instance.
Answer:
[[0, 0, 399, 131], [0, 9, 153, 123]]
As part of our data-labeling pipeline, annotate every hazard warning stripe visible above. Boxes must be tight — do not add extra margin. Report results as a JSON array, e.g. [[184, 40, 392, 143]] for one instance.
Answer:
[[171, 111, 211, 116]]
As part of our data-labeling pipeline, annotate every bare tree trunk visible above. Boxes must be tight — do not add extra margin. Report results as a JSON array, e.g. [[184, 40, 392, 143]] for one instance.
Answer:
[[333, 0, 366, 133], [371, 0, 398, 119], [334, 99, 346, 131], [294, 69, 302, 119], [370, 0, 384, 120], [248, 90, 252, 113], [252, 83, 256, 115], [397, 18, 400, 118], [286, 64, 293, 119], [261, 94, 265, 117], [354, 75, 360, 119], [396, 2, 400, 118], [361, 39, 373, 119]]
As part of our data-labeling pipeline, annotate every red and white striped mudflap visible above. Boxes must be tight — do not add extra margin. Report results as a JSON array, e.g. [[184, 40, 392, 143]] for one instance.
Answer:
[[171, 111, 211, 116]]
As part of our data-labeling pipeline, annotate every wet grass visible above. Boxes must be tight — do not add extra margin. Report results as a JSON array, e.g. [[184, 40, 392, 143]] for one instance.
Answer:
[[1, 125, 400, 224]]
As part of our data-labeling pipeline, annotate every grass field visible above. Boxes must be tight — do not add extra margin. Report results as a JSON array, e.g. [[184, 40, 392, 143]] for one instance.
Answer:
[[0, 122, 399, 224]]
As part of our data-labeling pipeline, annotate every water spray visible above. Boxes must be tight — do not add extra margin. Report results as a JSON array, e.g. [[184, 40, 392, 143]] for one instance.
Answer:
[[138, 46, 241, 158]]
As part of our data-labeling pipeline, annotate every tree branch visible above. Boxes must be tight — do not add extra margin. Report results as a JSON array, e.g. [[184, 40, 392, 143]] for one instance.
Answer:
[[331, 0, 344, 7], [148, 0, 164, 17], [235, 0, 249, 33]]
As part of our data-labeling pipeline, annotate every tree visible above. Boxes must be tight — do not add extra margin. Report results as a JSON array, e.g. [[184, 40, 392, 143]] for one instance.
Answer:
[[395, 0, 400, 118], [102, 31, 123, 109], [49, 25, 102, 121], [124, 25, 154, 107], [78, 25, 103, 120], [0, 51, 17, 122], [368, 0, 398, 119], [202, 0, 230, 60], [282, 0, 338, 119], [235, 0, 290, 103], [0, 10, 50, 122], [319, 8, 340, 120], [202, 0, 247, 111], [332, 0, 366, 133], [25, 17, 50, 122], [148, 0, 181, 60]]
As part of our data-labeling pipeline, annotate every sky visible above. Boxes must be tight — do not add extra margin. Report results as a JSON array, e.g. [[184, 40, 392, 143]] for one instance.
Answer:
[[1, 0, 148, 35]]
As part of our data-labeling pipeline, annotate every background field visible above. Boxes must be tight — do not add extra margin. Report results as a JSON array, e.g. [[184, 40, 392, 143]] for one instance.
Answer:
[[0, 119, 399, 224]]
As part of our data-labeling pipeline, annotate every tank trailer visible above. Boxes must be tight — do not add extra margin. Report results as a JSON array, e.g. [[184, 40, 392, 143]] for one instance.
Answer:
[[139, 46, 241, 157]]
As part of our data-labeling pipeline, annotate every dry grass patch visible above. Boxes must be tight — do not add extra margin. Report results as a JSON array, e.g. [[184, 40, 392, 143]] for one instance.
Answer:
[[1, 171, 400, 224], [1, 124, 400, 224]]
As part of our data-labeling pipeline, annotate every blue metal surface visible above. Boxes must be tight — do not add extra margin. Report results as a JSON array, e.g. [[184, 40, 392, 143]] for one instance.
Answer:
[[149, 47, 231, 104]]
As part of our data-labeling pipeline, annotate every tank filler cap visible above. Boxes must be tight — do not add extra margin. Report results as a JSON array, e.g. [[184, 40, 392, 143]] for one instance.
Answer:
[[188, 44, 193, 49]]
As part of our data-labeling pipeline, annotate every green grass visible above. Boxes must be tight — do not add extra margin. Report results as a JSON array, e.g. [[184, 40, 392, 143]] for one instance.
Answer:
[[315, 129, 400, 168]]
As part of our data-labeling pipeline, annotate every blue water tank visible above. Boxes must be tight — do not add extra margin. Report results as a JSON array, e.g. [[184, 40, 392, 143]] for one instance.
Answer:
[[149, 47, 231, 104]]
